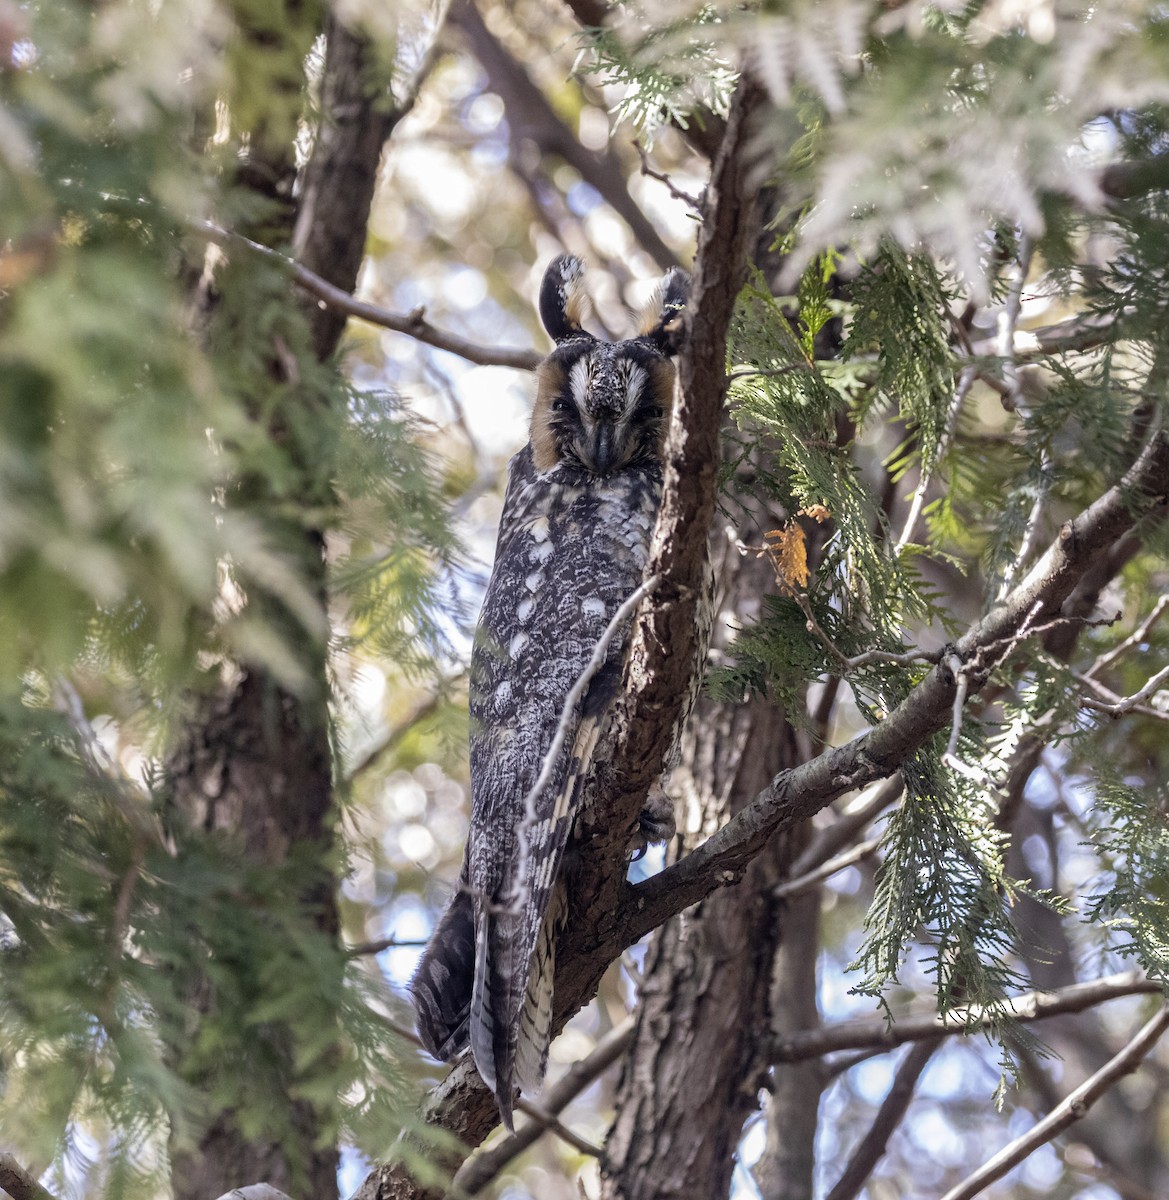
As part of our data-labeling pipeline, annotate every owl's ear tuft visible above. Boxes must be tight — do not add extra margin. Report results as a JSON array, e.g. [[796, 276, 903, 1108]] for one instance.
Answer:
[[539, 255, 593, 344], [638, 266, 690, 356]]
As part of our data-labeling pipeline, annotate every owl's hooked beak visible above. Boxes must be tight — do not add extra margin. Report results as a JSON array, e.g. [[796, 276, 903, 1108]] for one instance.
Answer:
[[591, 422, 619, 474]]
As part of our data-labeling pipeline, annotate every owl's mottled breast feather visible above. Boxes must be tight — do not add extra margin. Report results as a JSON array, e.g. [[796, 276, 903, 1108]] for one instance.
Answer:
[[467, 443, 660, 886]]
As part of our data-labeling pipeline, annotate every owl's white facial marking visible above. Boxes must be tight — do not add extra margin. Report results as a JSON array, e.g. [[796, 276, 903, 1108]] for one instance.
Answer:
[[532, 338, 672, 474]]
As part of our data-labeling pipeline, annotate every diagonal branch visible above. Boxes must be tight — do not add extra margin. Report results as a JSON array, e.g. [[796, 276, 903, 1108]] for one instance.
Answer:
[[618, 418, 1169, 945], [939, 1003, 1169, 1200], [824, 1037, 942, 1200], [452, 1018, 635, 1195], [193, 221, 542, 370]]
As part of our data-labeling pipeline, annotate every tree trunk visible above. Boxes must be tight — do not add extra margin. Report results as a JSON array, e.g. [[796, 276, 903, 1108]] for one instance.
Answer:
[[166, 15, 397, 1197], [601, 538, 813, 1200]]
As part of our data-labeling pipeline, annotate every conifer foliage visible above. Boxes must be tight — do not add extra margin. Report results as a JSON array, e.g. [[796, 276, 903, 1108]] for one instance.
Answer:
[[2, 2, 1169, 1199]]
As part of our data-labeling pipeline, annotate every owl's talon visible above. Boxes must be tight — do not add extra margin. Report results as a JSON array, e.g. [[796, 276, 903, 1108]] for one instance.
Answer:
[[627, 781, 677, 860]]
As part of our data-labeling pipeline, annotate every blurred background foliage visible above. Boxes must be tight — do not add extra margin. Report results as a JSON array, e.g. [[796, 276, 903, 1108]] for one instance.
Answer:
[[2, 1, 1169, 1198]]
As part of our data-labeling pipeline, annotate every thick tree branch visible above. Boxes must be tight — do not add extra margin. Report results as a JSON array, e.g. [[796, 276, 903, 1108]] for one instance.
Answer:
[[773, 972, 1163, 1062], [939, 1004, 1169, 1200], [619, 420, 1169, 943]]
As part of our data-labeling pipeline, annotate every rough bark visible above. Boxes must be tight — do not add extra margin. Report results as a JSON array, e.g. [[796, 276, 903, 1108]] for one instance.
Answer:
[[167, 14, 403, 1198], [352, 70, 768, 1199], [600, 542, 805, 1200]]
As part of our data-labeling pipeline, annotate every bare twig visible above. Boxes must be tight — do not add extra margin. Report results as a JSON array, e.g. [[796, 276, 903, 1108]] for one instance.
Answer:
[[774, 972, 1163, 1062], [192, 220, 542, 371], [786, 776, 903, 881], [896, 366, 974, 550], [1088, 594, 1169, 677], [504, 575, 661, 913], [633, 139, 702, 209], [452, 1018, 635, 1195], [938, 1003, 1169, 1200], [824, 1037, 942, 1200], [0, 1157, 55, 1200], [1076, 666, 1169, 720], [774, 834, 883, 899]]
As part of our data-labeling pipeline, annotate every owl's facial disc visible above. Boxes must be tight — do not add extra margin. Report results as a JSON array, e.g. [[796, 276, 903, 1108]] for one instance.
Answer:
[[532, 340, 675, 474]]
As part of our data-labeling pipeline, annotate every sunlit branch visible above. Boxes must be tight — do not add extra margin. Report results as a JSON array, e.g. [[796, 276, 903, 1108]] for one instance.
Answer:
[[452, 1018, 635, 1195], [0, 1157, 55, 1200], [939, 1004, 1169, 1200], [1076, 668, 1169, 724], [773, 972, 1162, 1062], [192, 221, 543, 371]]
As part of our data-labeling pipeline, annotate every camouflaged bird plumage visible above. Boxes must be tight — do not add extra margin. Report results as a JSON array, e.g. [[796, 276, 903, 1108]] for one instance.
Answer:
[[412, 255, 690, 1129]]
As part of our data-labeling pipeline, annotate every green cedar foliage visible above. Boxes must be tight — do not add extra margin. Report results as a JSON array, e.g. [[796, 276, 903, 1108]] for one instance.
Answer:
[[1, 0, 457, 1187], [604, 0, 1169, 1065]]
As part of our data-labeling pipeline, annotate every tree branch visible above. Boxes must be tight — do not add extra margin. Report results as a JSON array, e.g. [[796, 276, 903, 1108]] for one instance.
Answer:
[[939, 1003, 1169, 1200], [193, 220, 542, 371], [824, 1037, 942, 1200], [0, 1157, 55, 1200], [452, 1018, 634, 1195], [619, 419, 1169, 943], [773, 972, 1163, 1062]]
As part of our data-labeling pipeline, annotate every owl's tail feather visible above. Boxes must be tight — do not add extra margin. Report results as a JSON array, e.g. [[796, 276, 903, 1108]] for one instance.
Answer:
[[514, 886, 564, 1095], [468, 887, 564, 1130], [411, 883, 476, 1062], [470, 908, 515, 1127]]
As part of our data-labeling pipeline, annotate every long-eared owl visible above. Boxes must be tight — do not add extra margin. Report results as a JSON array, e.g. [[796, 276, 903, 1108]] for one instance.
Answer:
[[411, 255, 690, 1128]]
